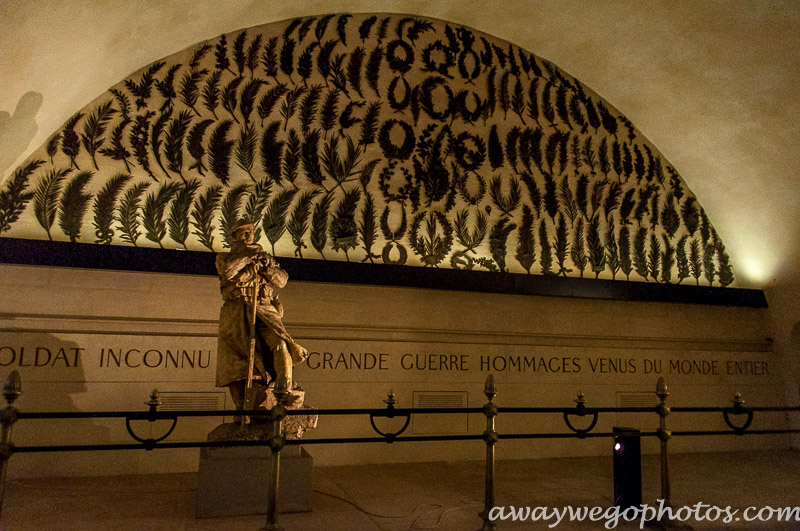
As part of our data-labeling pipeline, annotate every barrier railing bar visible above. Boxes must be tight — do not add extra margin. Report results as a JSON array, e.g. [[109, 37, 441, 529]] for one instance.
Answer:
[[16, 406, 487, 421], [501, 406, 657, 413], [14, 427, 800, 454], [11, 434, 488, 453], [15, 406, 800, 421], [671, 429, 800, 436], [671, 406, 799, 413], [500, 432, 659, 440]]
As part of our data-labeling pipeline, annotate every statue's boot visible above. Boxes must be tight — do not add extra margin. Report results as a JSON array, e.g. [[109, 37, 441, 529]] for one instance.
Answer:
[[273, 342, 301, 405]]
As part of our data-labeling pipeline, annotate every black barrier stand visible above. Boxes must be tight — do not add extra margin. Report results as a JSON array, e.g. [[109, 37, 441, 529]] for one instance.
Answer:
[[613, 427, 642, 510]]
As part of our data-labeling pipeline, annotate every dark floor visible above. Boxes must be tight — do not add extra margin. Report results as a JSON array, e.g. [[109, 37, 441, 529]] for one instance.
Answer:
[[3, 450, 799, 530]]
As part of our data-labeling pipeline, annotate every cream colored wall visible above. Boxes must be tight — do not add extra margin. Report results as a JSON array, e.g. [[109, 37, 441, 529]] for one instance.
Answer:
[[0, 263, 788, 478]]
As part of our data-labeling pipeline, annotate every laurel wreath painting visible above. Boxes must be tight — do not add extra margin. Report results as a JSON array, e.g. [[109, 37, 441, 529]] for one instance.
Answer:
[[0, 13, 734, 286]]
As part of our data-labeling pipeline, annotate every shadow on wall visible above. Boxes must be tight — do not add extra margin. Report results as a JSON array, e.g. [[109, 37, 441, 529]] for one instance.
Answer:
[[0, 92, 42, 176], [4, 333, 112, 477]]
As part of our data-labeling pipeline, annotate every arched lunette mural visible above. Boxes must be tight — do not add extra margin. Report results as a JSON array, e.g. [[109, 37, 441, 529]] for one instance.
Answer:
[[0, 13, 734, 286]]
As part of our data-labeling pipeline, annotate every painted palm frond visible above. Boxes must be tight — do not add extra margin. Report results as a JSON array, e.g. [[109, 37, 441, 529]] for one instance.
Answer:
[[98, 119, 133, 173], [167, 178, 202, 247], [347, 47, 365, 97], [46, 134, 61, 165], [660, 234, 675, 284], [187, 119, 215, 176], [282, 129, 302, 188], [633, 227, 648, 281], [33, 167, 72, 239], [409, 211, 454, 268], [208, 120, 235, 185], [117, 182, 151, 246], [130, 111, 156, 180], [202, 70, 222, 118], [570, 216, 588, 278], [221, 77, 244, 123], [234, 123, 259, 180], [299, 85, 323, 134], [218, 183, 251, 248], [557, 177, 579, 227], [286, 189, 321, 258], [703, 243, 717, 286], [261, 37, 279, 79], [80, 101, 117, 170], [321, 134, 363, 186], [280, 86, 307, 131], [357, 190, 379, 262], [260, 120, 285, 184], [619, 226, 633, 281], [0, 160, 44, 234], [61, 113, 84, 169], [648, 232, 662, 282], [689, 238, 702, 285], [329, 187, 362, 259], [244, 178, 272, 242], [164, 110, 194, 179], [605, 222, 620, 280], [239, 78, 263, 124], [150, 108, 173, 178], [675, 235, 690, 284], [490, 176, 521, 217], [515, 204, 536, 273], [553, 213, 570, 276], [310, 193, 334, 259], [365, 46, 384, 97], [142, 182, 181, 247], [262, 187, 298, 254], [454, 208, 488, 253], [93, 173, 131, 244], [258, 83, 289, 125], [190, 185, 224, 250]]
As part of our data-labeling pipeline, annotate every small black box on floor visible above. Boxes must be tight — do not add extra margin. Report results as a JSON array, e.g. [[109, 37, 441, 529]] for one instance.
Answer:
[[612, 427, 642, 510], [196, 444, 313, 518]]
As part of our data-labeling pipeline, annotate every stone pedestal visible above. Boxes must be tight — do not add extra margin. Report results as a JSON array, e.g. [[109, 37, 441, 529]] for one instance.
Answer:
[[196, 442, 313, 518]]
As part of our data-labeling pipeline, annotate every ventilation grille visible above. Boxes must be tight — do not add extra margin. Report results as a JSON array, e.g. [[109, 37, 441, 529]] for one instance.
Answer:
[[412, 391, 468, 435], [157, 391, 226, 411], [415, 392, 467, 409], [616, 392, 657, 408]]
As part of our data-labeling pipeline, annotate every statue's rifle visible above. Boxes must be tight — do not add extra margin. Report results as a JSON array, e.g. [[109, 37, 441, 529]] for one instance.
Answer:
[[241, 273, 260, 427]]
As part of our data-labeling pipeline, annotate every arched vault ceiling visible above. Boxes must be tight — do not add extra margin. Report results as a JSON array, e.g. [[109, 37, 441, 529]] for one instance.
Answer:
[[1, 1, 799, 289]]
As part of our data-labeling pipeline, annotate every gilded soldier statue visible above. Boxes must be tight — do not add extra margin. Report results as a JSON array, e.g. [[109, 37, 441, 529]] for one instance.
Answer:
[[215, 218, 308, 413]]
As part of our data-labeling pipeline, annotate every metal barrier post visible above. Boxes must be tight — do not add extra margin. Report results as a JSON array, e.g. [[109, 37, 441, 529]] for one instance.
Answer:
[[655, 378, 672, 511], [478, 374, 498, 531], [0, 371, 21, 521], [262, 376, 289, 531]]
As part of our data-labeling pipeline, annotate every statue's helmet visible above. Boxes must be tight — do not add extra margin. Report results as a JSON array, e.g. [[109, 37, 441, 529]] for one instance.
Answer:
[[232, 218, 255, 234]]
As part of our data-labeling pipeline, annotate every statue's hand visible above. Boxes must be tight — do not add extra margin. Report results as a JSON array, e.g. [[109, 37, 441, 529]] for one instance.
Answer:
[[243, 261, 260, 279]]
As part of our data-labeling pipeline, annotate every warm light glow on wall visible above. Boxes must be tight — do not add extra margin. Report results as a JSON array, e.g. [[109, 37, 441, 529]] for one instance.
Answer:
[[740, 254, 772, 285]]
